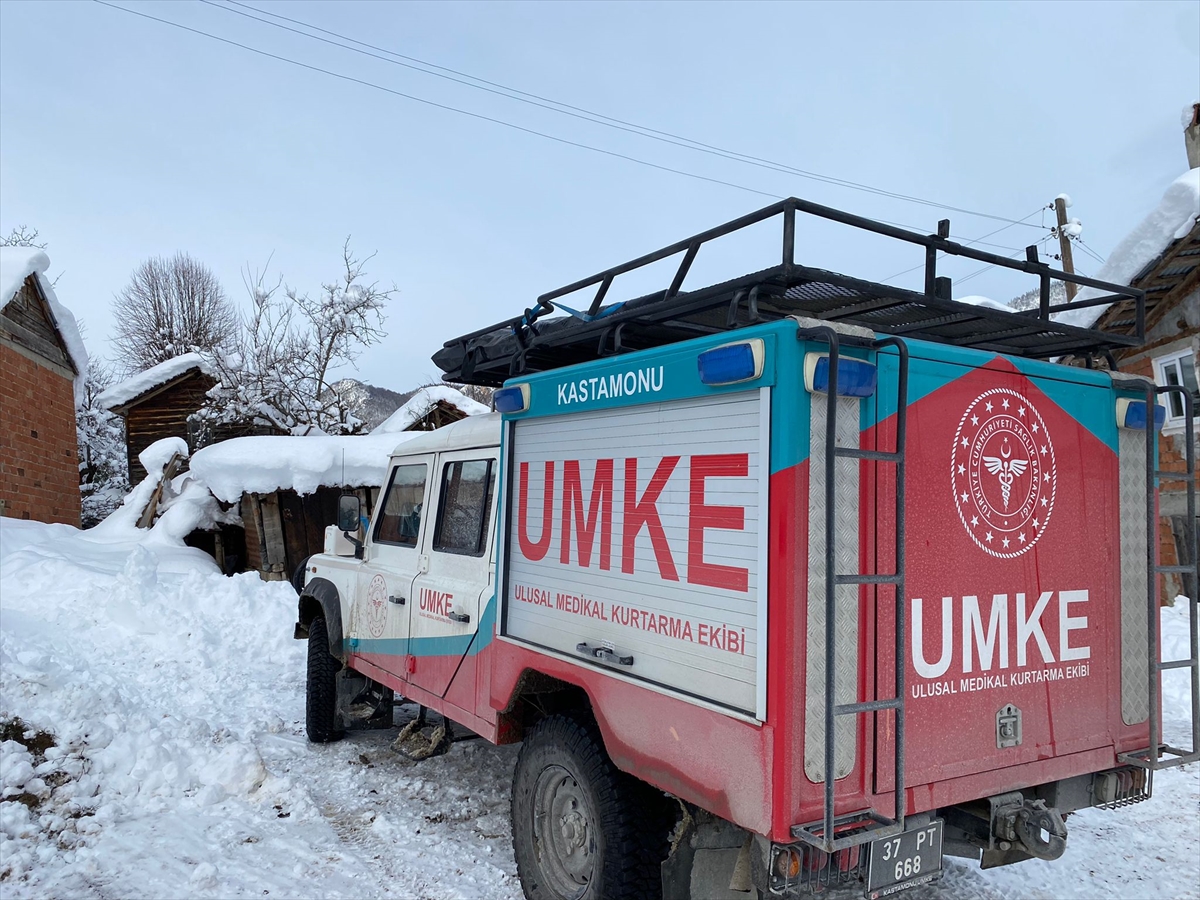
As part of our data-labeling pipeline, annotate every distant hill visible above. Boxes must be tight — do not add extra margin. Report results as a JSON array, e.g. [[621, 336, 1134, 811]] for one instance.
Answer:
[[331, 379, 415, 431], [1009, 279, 1067, 311]]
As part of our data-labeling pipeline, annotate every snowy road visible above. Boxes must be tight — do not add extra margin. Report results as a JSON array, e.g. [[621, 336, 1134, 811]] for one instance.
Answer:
[[2, 513, 1197, 900]]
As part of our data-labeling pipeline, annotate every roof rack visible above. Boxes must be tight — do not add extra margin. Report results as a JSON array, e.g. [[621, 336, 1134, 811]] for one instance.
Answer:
[[433, 197, 1145, 386]]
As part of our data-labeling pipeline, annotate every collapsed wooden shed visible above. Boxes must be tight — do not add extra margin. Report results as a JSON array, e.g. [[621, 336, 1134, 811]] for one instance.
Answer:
[[188, 385, 491, 581]]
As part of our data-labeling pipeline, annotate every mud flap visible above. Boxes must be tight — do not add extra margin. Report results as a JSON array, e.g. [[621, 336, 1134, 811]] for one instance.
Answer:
[[391, 708, 454, 761], [334, 668, 394, 731], [662, 807, 758, 899]]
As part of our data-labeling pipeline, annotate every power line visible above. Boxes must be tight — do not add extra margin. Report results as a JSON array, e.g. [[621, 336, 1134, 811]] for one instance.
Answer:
[[93, 0, 781, 201], [878, 210, 1048, 283], [205, 0, 1046, 231], [956, 234, 1056, 287], [95, 0, 1046, 258], [1074, 237, 1107, 266]]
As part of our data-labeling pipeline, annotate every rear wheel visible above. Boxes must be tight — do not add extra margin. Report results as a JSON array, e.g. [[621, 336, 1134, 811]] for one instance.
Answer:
[[511, 713, 669, 900], [305, 616, 343, 743]]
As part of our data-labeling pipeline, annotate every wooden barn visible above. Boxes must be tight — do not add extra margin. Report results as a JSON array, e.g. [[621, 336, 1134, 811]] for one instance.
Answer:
[[98, 353, 220, 484], [188, 386, 491, 581], [0, 247, 87, 526]]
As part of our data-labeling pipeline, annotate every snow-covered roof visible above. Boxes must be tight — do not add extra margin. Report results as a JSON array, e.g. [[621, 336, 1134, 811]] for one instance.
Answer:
[[97, 352, 216, 412], [189, 432, 425, 502], [1055, 169, 1200, 330], [383, 411, 501, 457], [371, 385, 490, 434], [0, 246, 89, 404]]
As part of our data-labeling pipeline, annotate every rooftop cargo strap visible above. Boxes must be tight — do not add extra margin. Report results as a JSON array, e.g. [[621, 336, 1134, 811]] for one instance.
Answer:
[[434, 197, 1146, 386]]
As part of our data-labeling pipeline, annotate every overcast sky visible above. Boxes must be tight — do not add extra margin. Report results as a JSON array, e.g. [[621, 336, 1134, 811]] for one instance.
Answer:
[[2, 0, 1197, 391]]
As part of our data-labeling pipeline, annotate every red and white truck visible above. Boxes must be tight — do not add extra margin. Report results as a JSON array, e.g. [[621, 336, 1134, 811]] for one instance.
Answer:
[[295, 199, 1198, 900]]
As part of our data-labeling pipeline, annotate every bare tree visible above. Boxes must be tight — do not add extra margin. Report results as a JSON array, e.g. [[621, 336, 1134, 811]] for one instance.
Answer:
[[0, 225, 47, 248], [198, 240, 394, 437], [111, 253, 238, 373]]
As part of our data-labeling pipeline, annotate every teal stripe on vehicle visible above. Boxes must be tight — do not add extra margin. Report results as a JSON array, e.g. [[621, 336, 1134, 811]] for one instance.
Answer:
[[350, 595, 498, 659]]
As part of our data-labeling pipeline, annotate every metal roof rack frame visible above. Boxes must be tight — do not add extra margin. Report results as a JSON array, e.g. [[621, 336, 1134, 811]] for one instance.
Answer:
[[433, 197, 1145, 386]]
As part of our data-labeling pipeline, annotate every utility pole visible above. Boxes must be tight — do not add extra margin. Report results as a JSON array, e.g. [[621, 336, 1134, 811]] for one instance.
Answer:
[[1053, 196, 1077, 301]]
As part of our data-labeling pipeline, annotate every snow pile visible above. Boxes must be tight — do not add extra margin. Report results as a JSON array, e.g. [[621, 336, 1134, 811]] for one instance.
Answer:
[[371, 385, 490, 435], [1056, 169, 1200, 329], [0, 510, 521, 897], [957, 295, 1013, 312], [189, 432, 422, 502], [97, 352, 215, 412], [0, 246, 89, 406]]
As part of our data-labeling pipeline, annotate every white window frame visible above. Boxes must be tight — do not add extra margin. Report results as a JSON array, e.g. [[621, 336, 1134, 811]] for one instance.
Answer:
[[1153, 348, 1199, 433]]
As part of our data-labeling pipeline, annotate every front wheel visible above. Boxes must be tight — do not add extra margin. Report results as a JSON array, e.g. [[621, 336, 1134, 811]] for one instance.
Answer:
[[305, 616, 343, 743], [511, 713, 669, 900]]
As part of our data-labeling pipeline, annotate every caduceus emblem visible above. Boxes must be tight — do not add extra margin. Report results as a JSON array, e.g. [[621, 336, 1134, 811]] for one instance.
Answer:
[[983, 438, 1029, 510]]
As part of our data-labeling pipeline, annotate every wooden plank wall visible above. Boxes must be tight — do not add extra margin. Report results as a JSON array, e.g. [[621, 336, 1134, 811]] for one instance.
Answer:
[[124, 372, 217, 483], [243, 485, 379, 581], [0, 279, 74, 373]]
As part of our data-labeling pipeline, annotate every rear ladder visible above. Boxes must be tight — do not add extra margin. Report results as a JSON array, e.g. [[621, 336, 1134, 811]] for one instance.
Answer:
[[792, 326, 910, 853], [1120, 383, 1199, 771]]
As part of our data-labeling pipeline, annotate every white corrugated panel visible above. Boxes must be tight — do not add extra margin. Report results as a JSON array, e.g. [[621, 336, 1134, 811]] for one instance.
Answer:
[[504, 390, 768, 715]]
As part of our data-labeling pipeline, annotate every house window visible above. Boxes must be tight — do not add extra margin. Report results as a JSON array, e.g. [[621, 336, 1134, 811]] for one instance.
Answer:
[[1154, 349, 1200, 429]]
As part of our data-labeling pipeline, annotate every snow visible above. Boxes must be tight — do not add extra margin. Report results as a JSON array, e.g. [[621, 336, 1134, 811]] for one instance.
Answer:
[[371, 385, 491, 435], [0, 514, 522, 898], [1055, 169, 1200, 329], [0, 503, 1197, 897], [189, 433, 422, 503], [957, 295, 1013, 312], [97, 352, 215, 412], [0, 247, 89, 406], [1184, 104, 1198, 130], [1056, 192, 1073, 209]]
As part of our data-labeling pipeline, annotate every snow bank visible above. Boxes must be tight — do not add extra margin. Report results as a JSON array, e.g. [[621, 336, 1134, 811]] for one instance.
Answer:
[[0, 247, 89, 406], [189, 432, 421, 502], [371, 385, 490, 434], [0, 510, 523, 898], [1056, 169, 1200, 329], [97, 352, 215, 412], [957, 294, 1013, 312]]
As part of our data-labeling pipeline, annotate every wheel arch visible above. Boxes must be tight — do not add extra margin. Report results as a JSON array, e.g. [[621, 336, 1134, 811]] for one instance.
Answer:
[[497, 667, 594, 742], [297, 577, 346, 661]]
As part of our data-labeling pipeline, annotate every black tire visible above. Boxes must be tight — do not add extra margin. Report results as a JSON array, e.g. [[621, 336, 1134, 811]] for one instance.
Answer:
[[511, 713, 670, 900], [305, 616, 343, 743], [290, 556, 312, 595]]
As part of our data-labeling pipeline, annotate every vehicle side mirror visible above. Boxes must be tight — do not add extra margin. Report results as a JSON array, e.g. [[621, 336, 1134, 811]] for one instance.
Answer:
[[337, 494, 361, 534]]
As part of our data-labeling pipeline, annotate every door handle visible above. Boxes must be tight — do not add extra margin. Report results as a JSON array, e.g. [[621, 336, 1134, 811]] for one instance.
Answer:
[[447, 611, 471, 624], [388, 595, 405, 605], [576, 642, 634, 667]]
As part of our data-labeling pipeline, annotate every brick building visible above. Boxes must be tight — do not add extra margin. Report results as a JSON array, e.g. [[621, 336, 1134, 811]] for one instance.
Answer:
[[0, 248, 88, 525]]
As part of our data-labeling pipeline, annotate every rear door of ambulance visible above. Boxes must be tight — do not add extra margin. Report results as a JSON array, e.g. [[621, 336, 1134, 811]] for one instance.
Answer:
[[873, 344, 1148, 791]]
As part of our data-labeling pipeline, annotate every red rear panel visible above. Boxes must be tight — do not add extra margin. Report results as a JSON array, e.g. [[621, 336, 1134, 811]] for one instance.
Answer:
[[874, 351, 1144, 794]]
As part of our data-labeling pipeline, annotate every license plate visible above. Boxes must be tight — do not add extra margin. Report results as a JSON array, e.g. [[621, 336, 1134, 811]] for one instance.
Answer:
[[866, 819, 943, 898]]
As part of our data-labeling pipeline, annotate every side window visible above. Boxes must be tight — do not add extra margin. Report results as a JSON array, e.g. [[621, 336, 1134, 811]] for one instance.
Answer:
[[433, 459, 496, 557], [373, 463, 428, 546]]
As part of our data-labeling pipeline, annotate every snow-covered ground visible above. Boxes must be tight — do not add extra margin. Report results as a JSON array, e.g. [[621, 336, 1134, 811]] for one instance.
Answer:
[[1, 510, 1197, 899]]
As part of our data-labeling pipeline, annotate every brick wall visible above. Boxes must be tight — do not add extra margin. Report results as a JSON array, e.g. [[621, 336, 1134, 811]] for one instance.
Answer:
[[0, 344, 81, 526], [1118, 352, 1196, 601]]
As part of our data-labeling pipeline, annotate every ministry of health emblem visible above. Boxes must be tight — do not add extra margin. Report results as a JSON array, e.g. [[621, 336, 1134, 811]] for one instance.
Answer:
[[364, 574, 389, 638], [952, 387, 1056, 559]]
